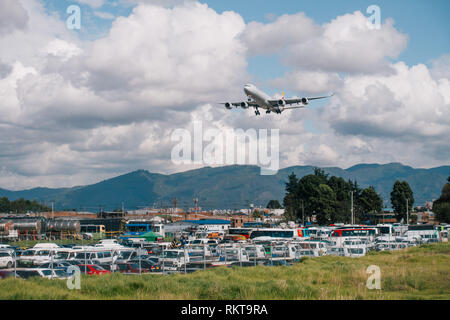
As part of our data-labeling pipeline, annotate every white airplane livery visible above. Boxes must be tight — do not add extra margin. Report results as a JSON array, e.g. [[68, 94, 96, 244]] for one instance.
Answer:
[[222, 84, 333, 115]]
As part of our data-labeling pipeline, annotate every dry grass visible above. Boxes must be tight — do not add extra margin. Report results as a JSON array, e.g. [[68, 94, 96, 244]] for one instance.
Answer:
[[0, 243, 449, 300]]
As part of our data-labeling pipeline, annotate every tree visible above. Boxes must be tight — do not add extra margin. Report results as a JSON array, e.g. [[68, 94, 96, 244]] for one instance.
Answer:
[[283, 173, 300, 220], [312, 184, 336, 225], [433, 177, 450, 223], [266, 200, 282, 209], [390, 180, 414, 223], [359, 186, 383, 214], [0, 197, 10, 213]]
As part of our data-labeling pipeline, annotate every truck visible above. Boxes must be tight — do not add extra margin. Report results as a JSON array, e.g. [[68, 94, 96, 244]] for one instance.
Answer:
[[159, 249, 190, 271]]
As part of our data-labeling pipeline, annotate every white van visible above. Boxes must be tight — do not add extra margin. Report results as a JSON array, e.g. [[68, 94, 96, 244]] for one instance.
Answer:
[[18, 247, 66, 267], [0, 250, 14, 269], [73, 248, 117, 264]]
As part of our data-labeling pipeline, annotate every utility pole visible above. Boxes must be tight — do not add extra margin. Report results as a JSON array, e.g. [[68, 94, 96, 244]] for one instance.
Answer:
[[350, 191, 354, 225], [406, 198, 409, 226], [301, 200, 305, 226]]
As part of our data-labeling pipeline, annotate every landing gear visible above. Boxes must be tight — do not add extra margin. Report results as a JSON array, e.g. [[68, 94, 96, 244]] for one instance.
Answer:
[[255, 109, 260, 115], [266, 110, 271, 114]]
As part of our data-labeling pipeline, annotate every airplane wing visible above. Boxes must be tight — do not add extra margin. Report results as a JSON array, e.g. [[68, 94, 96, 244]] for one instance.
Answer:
[[268, 93, 334, 106], [220, 101, 260, 109]]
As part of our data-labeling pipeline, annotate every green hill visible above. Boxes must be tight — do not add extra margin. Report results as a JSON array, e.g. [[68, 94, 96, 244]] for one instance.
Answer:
[[0, 163, 448, 210]]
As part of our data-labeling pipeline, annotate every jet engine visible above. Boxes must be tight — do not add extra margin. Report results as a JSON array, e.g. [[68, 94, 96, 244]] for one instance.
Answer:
[[302, 97, 309, 105], [277, 99, 286, 106], [240, 102, 249, 109], [224, 102, 233, 110]]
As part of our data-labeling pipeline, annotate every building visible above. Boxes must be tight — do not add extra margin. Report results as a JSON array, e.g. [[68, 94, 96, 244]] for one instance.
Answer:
[[184, 219, 231, 233]]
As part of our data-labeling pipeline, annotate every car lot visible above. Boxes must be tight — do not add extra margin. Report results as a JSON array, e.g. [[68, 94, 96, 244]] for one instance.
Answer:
[[0, 224, 447, 279]]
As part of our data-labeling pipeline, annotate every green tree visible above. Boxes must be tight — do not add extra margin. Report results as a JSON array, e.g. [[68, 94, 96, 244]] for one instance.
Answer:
[[311, 184, 336, 225], [266, 200, 282, 209], [390, 180, 414, 223], [359, 186, 383, 214], [433, 177, 450, 223], [283, 173, 300, 220], [0, 197, 10, 213]]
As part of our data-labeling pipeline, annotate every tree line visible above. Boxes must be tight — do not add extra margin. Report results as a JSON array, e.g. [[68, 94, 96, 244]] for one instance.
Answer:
[[433, 175, 450, 223], [0, 197, 50, 214], [282, 168, 417, 225]]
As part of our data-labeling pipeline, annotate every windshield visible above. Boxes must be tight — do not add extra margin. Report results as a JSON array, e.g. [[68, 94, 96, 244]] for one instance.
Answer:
[[54, 270, 67, 276], [75, 252, 91, 260], [53, 252, 70, 259], [118, 251, 133, 260], [22, 250, 36, 256], [92, 265, 106, 271], [162, 251, 181, 259]]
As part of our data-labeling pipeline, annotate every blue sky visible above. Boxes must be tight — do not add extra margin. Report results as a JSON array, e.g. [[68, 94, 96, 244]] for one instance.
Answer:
[[41, 0, 449, 97]]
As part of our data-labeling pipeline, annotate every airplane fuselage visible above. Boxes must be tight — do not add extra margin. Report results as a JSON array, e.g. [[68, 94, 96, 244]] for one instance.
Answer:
[[243, 84, 280, 112]]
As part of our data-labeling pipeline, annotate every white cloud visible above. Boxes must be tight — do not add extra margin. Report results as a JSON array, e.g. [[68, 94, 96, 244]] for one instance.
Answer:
[[271, 70, 341, 94], [243, 11, 408, 74], [93, 11, 116, 19], [430, 54, 450, 80], [0, 0, 28, 35], [0, 1, 448, 191]]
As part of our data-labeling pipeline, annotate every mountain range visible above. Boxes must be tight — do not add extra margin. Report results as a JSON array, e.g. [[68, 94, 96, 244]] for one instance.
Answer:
[[0, 163, 448, 211]]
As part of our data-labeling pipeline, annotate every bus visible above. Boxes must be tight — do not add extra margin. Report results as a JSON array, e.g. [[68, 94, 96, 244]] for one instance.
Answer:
[[249, 228, 310, 241], [120, 220, 165, 242], [227, 228, 253, 239], [331, 228, 377, 238], [80, 225, 106, 240]]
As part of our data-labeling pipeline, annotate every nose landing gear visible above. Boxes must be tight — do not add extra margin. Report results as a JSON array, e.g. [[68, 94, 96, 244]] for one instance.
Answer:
[[255, 107, 260, 116]]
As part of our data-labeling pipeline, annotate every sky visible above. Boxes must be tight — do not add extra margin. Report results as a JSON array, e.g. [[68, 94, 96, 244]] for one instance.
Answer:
[[0, 0, 449, 190]]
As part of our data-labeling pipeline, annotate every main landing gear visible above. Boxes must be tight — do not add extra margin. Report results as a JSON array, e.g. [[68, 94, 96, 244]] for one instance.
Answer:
[[266, 110, 271, 114], [255, 108, 260, 116]]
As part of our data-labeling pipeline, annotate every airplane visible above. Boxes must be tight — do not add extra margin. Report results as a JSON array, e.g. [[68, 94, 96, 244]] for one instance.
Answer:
[[221, 83, 333, 115]]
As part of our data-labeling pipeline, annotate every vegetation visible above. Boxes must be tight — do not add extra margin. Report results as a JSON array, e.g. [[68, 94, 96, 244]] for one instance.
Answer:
[[266, 200, 282, 209], [283, 168, 383, 224], [390, 181, 414, 223], [433, 175, 450, 223], [0, 243, 448, 300], [0, 197, 50, 214]]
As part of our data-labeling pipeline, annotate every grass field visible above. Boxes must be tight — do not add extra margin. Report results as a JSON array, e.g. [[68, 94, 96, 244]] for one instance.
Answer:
[[0, 243, 449, 300]]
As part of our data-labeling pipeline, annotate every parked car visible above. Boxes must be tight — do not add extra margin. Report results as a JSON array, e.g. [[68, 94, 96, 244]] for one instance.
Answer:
[[38, 262, 73, 272], [263, 260, 291, 267], [129, 259, 161, 272], [0, 270, 19, 279], [14, 268, 65, 279], [115, 262, 149, 274], [77, 264, 111, 275], [0, 251, 14, 269]]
